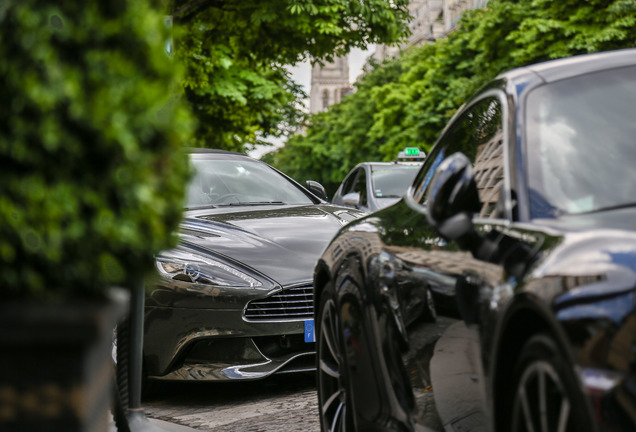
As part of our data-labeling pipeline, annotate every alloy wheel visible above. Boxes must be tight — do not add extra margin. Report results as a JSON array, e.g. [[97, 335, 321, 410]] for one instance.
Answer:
[[318, 297, 348, 432], [512, 360, 571, 432]]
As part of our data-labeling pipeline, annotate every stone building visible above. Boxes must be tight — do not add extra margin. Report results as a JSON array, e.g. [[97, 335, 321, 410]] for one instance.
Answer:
[[309, 0, 488, 112], [309, 55, 352, 114], [375, 0, 489, 61]]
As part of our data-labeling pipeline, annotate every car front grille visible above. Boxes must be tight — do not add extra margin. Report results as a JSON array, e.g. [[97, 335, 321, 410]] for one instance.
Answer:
[[244, 285, 313, 321]]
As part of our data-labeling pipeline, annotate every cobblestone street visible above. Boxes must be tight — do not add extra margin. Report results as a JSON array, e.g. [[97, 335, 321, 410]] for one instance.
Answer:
[[143, 373, 321, 432], [144, 374, 443, 432]]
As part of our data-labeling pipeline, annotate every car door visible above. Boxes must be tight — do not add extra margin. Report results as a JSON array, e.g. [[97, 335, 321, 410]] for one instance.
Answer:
[[401, 92, 512, 308], [316, 91, 518, 432], [394, 92, 513, 429]]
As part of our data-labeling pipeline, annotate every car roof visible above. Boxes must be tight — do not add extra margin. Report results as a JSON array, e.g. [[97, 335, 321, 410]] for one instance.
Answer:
[[185, 147, 246, 156], [499, 47, 636, 85], [357, 161, 422, 168]]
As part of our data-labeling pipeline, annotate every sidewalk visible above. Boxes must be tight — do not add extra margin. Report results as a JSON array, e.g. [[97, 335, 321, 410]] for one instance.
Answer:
[[429, 322, 489, 432], [109, 412, 201, 432], [148, 418, 200, 432]]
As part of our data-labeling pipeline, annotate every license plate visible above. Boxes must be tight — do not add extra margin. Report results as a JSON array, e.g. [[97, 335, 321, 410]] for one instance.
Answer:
[[304, 319, 315, 343]]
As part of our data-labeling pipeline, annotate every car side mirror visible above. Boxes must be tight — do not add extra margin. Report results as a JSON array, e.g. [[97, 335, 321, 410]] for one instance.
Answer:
[[306, 180, 328, 201], [342, 192, 361, 208], [425, 152, 481, 242]]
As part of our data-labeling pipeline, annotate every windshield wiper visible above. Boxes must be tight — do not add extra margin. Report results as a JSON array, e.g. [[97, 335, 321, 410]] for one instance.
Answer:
[[225, 201, 287, 206], [581, 202, 636, 215]]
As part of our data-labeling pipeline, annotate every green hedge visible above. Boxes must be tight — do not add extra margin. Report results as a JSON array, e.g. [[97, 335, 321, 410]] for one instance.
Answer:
[[0, 1, 193, 301]]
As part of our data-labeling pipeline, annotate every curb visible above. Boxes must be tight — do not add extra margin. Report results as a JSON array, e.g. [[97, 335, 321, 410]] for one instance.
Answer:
[[429, 322, 489, 432], [149, 418, 201, 432], [109, 414, 201, 432]]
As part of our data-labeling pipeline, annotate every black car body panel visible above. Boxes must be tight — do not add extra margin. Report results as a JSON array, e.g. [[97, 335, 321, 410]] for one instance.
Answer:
[[143, 150, 365, 382], [313, 48, 636, 431]]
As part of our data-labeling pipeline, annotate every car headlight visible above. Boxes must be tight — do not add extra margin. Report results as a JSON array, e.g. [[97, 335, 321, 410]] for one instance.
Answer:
[[156, 251, 263, 288]]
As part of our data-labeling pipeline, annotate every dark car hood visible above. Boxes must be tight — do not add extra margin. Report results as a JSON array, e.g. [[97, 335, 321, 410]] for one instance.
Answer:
[[177, 204, 364, 287]]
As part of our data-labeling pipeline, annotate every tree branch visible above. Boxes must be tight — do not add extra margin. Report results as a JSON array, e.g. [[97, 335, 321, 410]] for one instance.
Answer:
[[172, 0, 228, 23]]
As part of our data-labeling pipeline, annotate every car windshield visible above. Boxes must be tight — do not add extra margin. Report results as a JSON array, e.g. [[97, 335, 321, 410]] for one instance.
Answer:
[[526, 65, 636, 218], [372, 165, 421, 198], [186, 155, 314, 209]]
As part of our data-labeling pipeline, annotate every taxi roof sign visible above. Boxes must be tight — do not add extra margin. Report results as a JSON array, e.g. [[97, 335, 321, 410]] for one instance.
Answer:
[[397, 147, 425, 162]]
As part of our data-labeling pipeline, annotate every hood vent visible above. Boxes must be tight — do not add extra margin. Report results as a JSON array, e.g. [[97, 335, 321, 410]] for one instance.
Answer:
[[244, 285, 313, 321]]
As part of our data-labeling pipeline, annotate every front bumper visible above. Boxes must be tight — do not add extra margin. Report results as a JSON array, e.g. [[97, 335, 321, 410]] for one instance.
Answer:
[[143, 306, 316, 381], [156, 336, 315, 381]]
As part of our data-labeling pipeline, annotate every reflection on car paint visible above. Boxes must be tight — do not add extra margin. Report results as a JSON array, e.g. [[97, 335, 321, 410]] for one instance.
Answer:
[[313, 49, 636, 432]]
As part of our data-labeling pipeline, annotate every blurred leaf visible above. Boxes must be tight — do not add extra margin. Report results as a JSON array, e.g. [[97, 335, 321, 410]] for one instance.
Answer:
[[0, 1, 194, 300]]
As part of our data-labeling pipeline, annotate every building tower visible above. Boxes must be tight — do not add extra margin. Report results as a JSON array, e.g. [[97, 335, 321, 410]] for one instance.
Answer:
[[374, 0, 488, 62], [309, 55, 352, 114]]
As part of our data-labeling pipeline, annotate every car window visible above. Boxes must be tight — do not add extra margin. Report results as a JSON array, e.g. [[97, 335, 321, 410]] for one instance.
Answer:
[[412, 96, 505, 218], [354, 169, 368, 206], [340, 169, 360, 196], [526, 65, 636, 218], [186, 157, 314, 208], [371, 165, 420, 198]]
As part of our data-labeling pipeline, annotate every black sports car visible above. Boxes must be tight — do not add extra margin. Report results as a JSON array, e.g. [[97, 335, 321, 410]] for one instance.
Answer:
[[142, 149, 364, 384], [313, 48, 636, 432]]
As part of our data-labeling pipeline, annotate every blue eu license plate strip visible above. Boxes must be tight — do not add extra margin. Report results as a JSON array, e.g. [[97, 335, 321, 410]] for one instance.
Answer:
[[304, 319, 315, 343]]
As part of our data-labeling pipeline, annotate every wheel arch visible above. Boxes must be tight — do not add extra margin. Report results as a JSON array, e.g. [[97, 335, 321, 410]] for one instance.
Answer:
[[313, 261, 332, 339], [315, 249, 416, 430], [491, 295, 573, 432], [313, 252, 369, 339]]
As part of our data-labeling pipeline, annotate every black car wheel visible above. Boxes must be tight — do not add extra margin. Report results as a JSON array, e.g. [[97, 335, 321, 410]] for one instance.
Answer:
[[112, 323, 130, 431], [317, 281, 352, 432], [511, 334, 594, 432]]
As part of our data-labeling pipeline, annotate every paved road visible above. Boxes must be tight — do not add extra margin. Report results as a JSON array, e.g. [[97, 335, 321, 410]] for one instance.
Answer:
[[143, 317, 457, 432]]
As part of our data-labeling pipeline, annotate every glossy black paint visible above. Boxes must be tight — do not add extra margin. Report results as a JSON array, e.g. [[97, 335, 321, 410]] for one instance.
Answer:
[[143, 150, 365, 382], [314, 49, 636, 432]]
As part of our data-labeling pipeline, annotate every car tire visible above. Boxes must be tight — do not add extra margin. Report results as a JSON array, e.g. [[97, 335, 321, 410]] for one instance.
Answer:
[[111, 370, 131, 432], [510, 334, 594, 432], [317, 280, 354, 432], [112, 323, 130, 431]]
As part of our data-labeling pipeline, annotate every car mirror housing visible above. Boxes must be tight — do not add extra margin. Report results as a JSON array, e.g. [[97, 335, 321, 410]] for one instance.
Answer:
[[425, 153, 481, 244], [342, 192, 361, 208], [426, 153, 480, 224], [305, 180, 328, 201]]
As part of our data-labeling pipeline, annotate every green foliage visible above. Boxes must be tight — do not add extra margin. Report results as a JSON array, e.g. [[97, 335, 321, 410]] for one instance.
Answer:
[[0, 1, 193, 300], [178, 18, 305, 152], [263, 57, 405, 196], [271, 0, 636, 196], [172, 0, 411, 152]]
